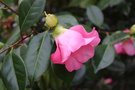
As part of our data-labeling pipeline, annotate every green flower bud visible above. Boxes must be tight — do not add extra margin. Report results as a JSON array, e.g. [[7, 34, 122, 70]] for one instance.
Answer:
[[130, 24, 135, 34], [52, 25, 67, 38], [0, 42, 4, 48], [45, 14, 58, 28], [115, 31, 121, 34]]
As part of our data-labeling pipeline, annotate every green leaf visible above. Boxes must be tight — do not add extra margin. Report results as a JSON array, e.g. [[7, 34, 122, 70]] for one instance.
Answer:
[[6, 27, 20, 45], [69, 0, 97, 8], [109, 0, 124, 7], [1, 52, 27, 90], [0, 27, 20, 61], [57, 13, 79, 28], [0, 27, 20, 51], [102, 32, 130, 44], [97, 0, 110, 10], [92, 44, 115, 73], [24, 31, 52, 83], [86, 5, 104, 27], [0, 79, 7, 90], [2, 0, 14, 6], [19, 0, 46, 31], [14, 45, 28, 60], [52, 64, 75, 86], [69, 0, 82, 7], [40, 70, 63, 90], [72, 65, 86, 85]]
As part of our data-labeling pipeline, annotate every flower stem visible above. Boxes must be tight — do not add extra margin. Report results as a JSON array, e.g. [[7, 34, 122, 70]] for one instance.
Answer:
[[0, 32, 34, 54]]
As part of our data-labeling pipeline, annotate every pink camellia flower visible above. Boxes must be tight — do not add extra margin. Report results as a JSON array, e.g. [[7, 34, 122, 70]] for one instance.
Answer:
[[51, 25, 100, 72], [114, 30, 135, 56], [104, 78, 113, 84]]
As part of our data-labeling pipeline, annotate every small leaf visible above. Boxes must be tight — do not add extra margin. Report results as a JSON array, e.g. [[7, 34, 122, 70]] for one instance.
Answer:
[[57, 13, 79, 28], [1, 52, 27, 90], [86, 5, 104, 27], [97, 0, 110, 10], [19, 0, 46, 31], [92, 44, 116, 73], [24, 31, 52, 83], [109, 0, 124, 7], [102, 32, 130, 44]]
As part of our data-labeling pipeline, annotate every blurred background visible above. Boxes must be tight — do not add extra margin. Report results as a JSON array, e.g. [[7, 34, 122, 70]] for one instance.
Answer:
[[0, 0, 135, 90]]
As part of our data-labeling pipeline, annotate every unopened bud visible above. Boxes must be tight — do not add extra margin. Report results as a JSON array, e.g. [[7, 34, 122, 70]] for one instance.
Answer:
[[130, 24, 135, 34], [115, 31, 121, 34], [0, 42, 4, 48], [45, 13, 58, 28]]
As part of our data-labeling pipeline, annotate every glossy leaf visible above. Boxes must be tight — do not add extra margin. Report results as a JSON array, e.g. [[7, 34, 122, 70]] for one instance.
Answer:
[[57, 13, 79, 28], [14, 45, 28, 60], [1, 52, 27, 90], [24, 31, 52, 83], [97, 0, 110, 10], [86, 5, 104, 27], [109, 0, 123, 7], [92, 44, 115, 73], [102, 32, 130, 44], [19, 0, 46, 31]]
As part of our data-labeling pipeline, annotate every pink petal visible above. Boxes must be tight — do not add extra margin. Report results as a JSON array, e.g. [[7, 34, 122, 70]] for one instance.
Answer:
[[87, 28, 101, 46], [72, 44, 94, 63], [51, 41, 63, 64], [123, 39, 135, 56], [65, 56, 82, 72], [69, 25, 88, 37], [123, 30, 130, 33], [55, 30, 85, 63], [114, 43, 124, 54], [69, 25, 100, 46]]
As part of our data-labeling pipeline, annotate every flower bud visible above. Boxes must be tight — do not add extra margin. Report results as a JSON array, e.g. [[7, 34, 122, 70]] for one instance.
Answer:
[[0, 42, 4, 48], [45, 14, 58, 28], [52, 25, 67, 38], [130, 24, 135, 34], [115, 31, 121, 34]]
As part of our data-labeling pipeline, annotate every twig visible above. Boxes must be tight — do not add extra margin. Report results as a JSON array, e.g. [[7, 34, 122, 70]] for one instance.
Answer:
[[0, 33, 33, 54], [0, 0, 18, 15], [98, 30, 113, 35]]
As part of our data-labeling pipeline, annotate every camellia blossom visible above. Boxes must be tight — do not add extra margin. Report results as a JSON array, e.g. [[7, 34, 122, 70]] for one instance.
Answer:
[[51, 25, 100, 72], [114, 30, 135, 56], [104, 78, 113, 84]]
